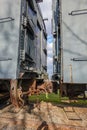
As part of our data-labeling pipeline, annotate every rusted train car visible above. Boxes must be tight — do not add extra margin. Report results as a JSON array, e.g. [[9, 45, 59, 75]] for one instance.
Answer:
[[52, 0, 87, 98], [0, 0, 48, 107]]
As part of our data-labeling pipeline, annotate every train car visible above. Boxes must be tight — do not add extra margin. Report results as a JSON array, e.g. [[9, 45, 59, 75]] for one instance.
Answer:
[[0, 0, 47, 107], [52, 0, 87, 98]]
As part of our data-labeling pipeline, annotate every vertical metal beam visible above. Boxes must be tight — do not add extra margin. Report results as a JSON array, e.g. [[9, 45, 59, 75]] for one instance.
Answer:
[[41, 30, 43, 72], [10, 80, 19, 108]]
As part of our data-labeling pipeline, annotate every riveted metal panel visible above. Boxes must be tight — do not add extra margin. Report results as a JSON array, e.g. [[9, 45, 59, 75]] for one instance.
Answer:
[[61, 0, 87, 83]]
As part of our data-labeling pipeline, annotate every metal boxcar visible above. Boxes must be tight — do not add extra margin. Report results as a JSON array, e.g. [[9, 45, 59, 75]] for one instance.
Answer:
[[0, 0, 47, 107], [52, 0, 87, 97], [0, 0, 47, 79]]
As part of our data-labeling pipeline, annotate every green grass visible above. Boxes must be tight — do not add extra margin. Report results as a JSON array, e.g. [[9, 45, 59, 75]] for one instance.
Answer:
[[29, 92, 87, 106], [71, 100, 87, 106], [29, 92, 68, 103]]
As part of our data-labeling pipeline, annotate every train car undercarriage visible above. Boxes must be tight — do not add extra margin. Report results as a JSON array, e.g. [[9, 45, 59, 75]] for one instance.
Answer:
[[60, 82, 87, 99], [0, 77, 53, 108]]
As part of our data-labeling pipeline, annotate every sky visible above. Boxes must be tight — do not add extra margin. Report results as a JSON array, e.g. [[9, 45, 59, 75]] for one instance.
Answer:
[[39, 0, 53, 78]]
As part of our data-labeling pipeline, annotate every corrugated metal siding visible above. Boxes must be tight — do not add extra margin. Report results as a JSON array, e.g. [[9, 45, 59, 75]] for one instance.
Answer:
[[61, 0, 87, 83]]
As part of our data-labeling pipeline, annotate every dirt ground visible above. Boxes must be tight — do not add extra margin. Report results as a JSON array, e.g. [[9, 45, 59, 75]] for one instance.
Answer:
[[0, 102, 87, 130]]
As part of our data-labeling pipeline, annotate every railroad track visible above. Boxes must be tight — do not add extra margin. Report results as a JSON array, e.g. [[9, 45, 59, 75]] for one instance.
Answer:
[[63, 107, 82, 120], [0, 117, 86, 130]]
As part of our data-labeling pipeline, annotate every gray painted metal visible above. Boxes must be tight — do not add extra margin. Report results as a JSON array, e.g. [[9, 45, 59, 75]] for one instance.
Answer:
[[52, 0, 61, 76], [0, 0, 47, 79], [61, 0, 87, 83], [0, 0, 21, 79]]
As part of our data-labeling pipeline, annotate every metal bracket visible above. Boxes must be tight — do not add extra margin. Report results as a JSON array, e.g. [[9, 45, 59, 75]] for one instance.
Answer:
[[0, 58, 12, 61], [71, 58, 87, 61], [0, 17, 14, 23], [69, 9, 87, 16]]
